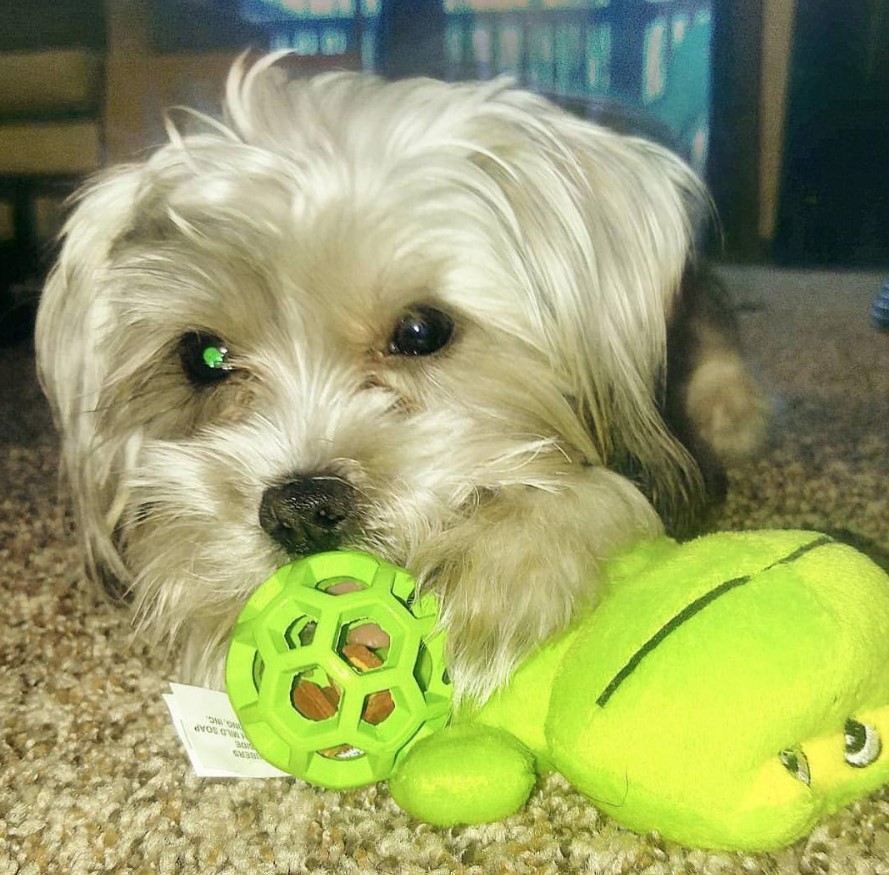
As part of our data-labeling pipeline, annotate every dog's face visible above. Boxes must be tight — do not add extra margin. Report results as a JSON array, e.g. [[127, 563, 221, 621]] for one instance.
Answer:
[[37, 61, 708, 701]]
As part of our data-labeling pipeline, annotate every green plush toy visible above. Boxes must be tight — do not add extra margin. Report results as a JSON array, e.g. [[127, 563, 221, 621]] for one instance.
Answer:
[[388, 530, 889, 851]]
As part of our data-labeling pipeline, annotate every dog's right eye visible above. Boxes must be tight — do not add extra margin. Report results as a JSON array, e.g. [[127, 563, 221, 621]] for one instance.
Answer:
[[388, 306, 455, 357], [178, 331, 234, 385]]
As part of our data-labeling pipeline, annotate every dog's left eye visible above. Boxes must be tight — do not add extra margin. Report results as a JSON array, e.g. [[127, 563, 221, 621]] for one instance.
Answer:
[[388, 306, 454, 357], [178, 331, 234, 385]]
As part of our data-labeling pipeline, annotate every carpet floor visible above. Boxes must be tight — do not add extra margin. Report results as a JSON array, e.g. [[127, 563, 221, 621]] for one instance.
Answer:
[[2, 265, 888, 874]]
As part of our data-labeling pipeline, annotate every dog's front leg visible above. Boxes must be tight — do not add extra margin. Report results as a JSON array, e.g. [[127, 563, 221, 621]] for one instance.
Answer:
[[418, 469, 661, 704]]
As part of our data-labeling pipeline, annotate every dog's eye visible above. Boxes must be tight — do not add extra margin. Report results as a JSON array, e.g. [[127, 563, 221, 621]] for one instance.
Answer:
[[388, 306, 454, 357], [178, 331, 234, 385]]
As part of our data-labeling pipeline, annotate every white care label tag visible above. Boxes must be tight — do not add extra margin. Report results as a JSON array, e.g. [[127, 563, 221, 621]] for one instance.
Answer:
[[163, 682, 290, 779]]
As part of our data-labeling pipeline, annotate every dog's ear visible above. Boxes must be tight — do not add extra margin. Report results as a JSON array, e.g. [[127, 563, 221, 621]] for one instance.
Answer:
[[36, 165, 149, 598], [470, 90, 711, 527]]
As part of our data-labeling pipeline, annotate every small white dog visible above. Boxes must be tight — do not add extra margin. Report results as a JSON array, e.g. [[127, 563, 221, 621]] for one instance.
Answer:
[[36, 56, 765, 703]]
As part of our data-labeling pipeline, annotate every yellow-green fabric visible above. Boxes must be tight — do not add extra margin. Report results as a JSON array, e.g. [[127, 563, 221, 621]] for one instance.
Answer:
[[388, 724, 536, 827], [389, 531, 889, 850]]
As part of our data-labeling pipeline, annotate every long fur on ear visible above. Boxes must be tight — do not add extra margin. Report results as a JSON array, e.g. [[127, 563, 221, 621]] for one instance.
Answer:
[[36, 166, 148, 595], [455, 85, 712, 526]]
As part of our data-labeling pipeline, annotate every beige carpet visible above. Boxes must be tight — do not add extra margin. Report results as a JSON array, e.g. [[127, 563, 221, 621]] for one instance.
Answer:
[[2, 265, 889, 874]]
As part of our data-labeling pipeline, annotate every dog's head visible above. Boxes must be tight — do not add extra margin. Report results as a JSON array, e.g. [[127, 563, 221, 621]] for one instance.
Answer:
[[37, 58, 708, 698]]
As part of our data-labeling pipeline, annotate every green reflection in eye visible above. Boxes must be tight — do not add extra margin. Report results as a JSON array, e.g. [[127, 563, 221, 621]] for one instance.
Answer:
[[202, 344, 228, 370], [179, 331, 234, 386]]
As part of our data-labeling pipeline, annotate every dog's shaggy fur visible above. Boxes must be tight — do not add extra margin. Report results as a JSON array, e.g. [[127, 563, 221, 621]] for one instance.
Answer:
[[36, 56, 766, 703]]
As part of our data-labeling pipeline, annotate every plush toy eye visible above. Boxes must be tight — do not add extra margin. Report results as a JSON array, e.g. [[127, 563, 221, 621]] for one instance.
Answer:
[[779, 748, 811, 785], [844, 719, 881, 768], [388, 306, 454, 357], [178, 331, 234, 385]]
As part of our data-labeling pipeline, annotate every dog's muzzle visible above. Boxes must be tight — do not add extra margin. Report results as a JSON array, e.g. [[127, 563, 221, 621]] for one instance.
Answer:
[[259, 474, 358, 555]]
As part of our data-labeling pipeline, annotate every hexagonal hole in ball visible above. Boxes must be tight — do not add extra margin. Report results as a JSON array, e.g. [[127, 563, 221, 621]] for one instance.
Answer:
[[320, 577, 367, 595], [251, 652, 265, 694], [360, 690, 395, 725], [284, 614, 318, 649], [289, 669, 369, 761], [337, 620, 391, 672], [290, 667, 341, 722]]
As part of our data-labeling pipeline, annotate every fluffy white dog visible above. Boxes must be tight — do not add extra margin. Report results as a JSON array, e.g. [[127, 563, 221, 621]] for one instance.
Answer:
[[36, 56, 765, 703]]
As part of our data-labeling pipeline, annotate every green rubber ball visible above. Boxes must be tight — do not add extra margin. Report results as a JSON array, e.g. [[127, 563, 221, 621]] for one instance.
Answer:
[[226, 551, 452, 789]]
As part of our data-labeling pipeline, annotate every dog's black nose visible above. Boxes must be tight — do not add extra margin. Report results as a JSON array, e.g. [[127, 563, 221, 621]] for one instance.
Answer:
[[259, 475, 357, 554]]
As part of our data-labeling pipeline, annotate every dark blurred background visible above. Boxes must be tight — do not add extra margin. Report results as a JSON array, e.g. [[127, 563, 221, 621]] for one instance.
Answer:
[[1, 0, 888, 346]]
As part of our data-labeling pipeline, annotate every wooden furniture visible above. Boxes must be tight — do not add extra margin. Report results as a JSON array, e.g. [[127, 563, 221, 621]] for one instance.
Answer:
[[0, 0, 359, 340], [0, 1, 106, 292], [104, 0, 360, 162]]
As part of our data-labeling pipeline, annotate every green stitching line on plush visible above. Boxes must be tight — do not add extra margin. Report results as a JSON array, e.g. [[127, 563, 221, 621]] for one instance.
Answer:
[[596, 535, 834, 707]]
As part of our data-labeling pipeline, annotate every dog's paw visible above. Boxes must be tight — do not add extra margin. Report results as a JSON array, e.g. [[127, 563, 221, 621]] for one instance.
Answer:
[[684, 354, 770, 463], [419, 471, 662, 703]]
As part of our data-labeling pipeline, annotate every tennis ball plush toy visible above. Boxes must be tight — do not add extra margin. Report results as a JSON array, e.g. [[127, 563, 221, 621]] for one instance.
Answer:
[[227, 531, 889, 851], [389, 530, 889, 850]]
